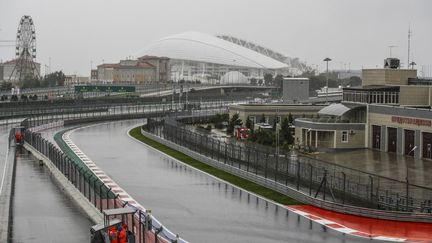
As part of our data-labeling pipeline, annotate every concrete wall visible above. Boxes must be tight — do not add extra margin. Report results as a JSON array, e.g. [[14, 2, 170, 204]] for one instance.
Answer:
[[399, 86, 431, 106], [334, 129, 365, 149], [113, 68, 156, 84], [97, 66, 114, 82], [362, 69, 417, 86], [368, 112, 432, 133], [368, 111, 431, 158]]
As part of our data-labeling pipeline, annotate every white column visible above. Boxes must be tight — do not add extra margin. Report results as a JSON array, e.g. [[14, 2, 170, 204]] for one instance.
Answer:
[[304, 129, 308, 146], [309, 130, 313, 146], [333, 130, 337, 148]]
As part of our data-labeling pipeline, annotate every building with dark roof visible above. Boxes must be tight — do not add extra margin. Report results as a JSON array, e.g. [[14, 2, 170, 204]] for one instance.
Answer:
[[96, 56, 169, 84]]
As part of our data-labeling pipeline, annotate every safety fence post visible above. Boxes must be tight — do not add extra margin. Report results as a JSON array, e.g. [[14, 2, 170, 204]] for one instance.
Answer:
[[93, 177, 98, 207], [255, 150, 258, 175], [238, 146, 242, 170], [99, 184, 103, 212], [342, 172, 346, 204], [309, 164, 313, 196], [106, 187, 112, 209], [264, 150, 269, 179], [296, 159, 300, 191]]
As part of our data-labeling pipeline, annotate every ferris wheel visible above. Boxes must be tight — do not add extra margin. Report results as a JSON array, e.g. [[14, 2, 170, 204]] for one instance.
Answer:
[[9, 15, 39, 83], [16, 15, 36, 59]]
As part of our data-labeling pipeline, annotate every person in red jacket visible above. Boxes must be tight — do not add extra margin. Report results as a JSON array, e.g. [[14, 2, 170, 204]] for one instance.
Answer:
[[15, 131, 22, 144], [109, 226, 118, 243], [118, 224, 127, 243]]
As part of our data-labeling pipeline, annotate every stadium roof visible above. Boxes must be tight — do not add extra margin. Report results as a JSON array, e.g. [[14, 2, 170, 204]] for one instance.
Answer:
[[136, 31, 288, 69]]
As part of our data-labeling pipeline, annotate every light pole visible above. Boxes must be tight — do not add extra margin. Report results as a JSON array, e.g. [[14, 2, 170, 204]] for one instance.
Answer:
[[323, 57, 332, 103]]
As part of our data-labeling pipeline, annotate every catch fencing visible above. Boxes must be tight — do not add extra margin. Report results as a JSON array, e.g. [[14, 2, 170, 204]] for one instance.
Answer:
[[146, 117, 432, 217], [10, 98, 248, 242], [24, 129, 186, 243]]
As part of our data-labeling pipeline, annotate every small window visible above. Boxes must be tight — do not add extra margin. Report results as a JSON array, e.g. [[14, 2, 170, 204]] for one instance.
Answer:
[[341, 131, 349, 143]]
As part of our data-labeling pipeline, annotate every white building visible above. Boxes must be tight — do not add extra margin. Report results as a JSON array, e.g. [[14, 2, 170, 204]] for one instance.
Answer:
[[0, 59, 41, 83]]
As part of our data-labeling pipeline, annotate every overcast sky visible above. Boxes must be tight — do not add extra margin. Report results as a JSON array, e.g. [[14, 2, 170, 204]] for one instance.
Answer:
[[0, 0, 431, 76]]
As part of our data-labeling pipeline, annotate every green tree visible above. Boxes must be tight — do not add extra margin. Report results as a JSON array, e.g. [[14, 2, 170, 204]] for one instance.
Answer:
[[42, 71, 66, 87], [280, 117, 294, 145], [264, 73, 273, 86], [245, 116, 252, 130], [249, 129, 273, 146], [288, 113, 293, 125], [227, 113, 242, 134]]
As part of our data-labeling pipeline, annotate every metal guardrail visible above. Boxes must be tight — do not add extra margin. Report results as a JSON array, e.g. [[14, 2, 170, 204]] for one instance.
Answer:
[[0, 97, 250, 120], [145, 116, 432, 220]]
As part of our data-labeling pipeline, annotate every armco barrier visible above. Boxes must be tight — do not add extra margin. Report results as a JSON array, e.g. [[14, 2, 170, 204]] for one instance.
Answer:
[[143, 118, 432, 223]]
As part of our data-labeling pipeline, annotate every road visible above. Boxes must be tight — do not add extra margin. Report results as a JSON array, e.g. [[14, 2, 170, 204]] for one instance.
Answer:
[[10, 150, 92, 243], [69, 119, 370, 243], [0, 124, 92, 243]]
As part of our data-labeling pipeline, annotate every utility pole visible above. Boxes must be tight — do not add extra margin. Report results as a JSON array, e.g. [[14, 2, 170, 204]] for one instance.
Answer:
[[408, 26, 412, 69], [323, 57, 332, 103]]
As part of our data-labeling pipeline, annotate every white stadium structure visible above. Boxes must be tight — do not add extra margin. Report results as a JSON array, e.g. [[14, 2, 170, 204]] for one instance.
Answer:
[[136, 32, 308, 84]]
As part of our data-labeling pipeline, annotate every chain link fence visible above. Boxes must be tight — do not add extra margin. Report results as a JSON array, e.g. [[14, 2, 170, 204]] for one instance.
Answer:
[[146, 117, 432, 214]]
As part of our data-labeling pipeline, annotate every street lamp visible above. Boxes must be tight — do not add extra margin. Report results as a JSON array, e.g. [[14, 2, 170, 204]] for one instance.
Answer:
[[323, 57, 332, 103]]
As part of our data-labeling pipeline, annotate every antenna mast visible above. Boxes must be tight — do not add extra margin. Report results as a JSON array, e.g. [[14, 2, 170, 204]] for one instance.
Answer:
[[407, 25, 412, 68], [407, 25, 412, 69]]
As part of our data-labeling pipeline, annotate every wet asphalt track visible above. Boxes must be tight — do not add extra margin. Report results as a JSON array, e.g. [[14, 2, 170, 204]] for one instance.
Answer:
[[69, 119, 372, 243]]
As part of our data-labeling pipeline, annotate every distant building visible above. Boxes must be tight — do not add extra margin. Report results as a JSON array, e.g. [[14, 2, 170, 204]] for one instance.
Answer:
[[136, 32, 289, 83], [96, 56, 169, 84], [65, 75, 90, 86], [0, 59, 41, 83], [333, 69, 361, 79], [282, 77, 309, 103], [97, 63, 116, 83], [90, 69, 98, 81], [138, 56, 169, 82]]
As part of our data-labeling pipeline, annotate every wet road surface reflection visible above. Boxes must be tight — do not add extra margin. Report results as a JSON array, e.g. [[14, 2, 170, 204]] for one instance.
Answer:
[[11, 149, 91, 243], [70, 120, 370, 243]]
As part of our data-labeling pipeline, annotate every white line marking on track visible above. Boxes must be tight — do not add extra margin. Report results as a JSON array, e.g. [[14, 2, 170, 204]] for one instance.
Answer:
[[0, 144, 10, 196]]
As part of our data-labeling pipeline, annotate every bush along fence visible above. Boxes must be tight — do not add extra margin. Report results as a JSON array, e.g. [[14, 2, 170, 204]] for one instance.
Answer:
[[21, 122, 189, 242], [145, 116, 432, 222]]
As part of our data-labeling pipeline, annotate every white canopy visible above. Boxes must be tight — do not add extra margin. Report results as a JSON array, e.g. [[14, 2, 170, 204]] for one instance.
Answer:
[[318, 103, 352, 117]]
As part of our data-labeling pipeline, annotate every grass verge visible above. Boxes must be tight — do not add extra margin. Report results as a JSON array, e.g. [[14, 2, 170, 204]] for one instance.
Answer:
[[129, 126, 301, 205]]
